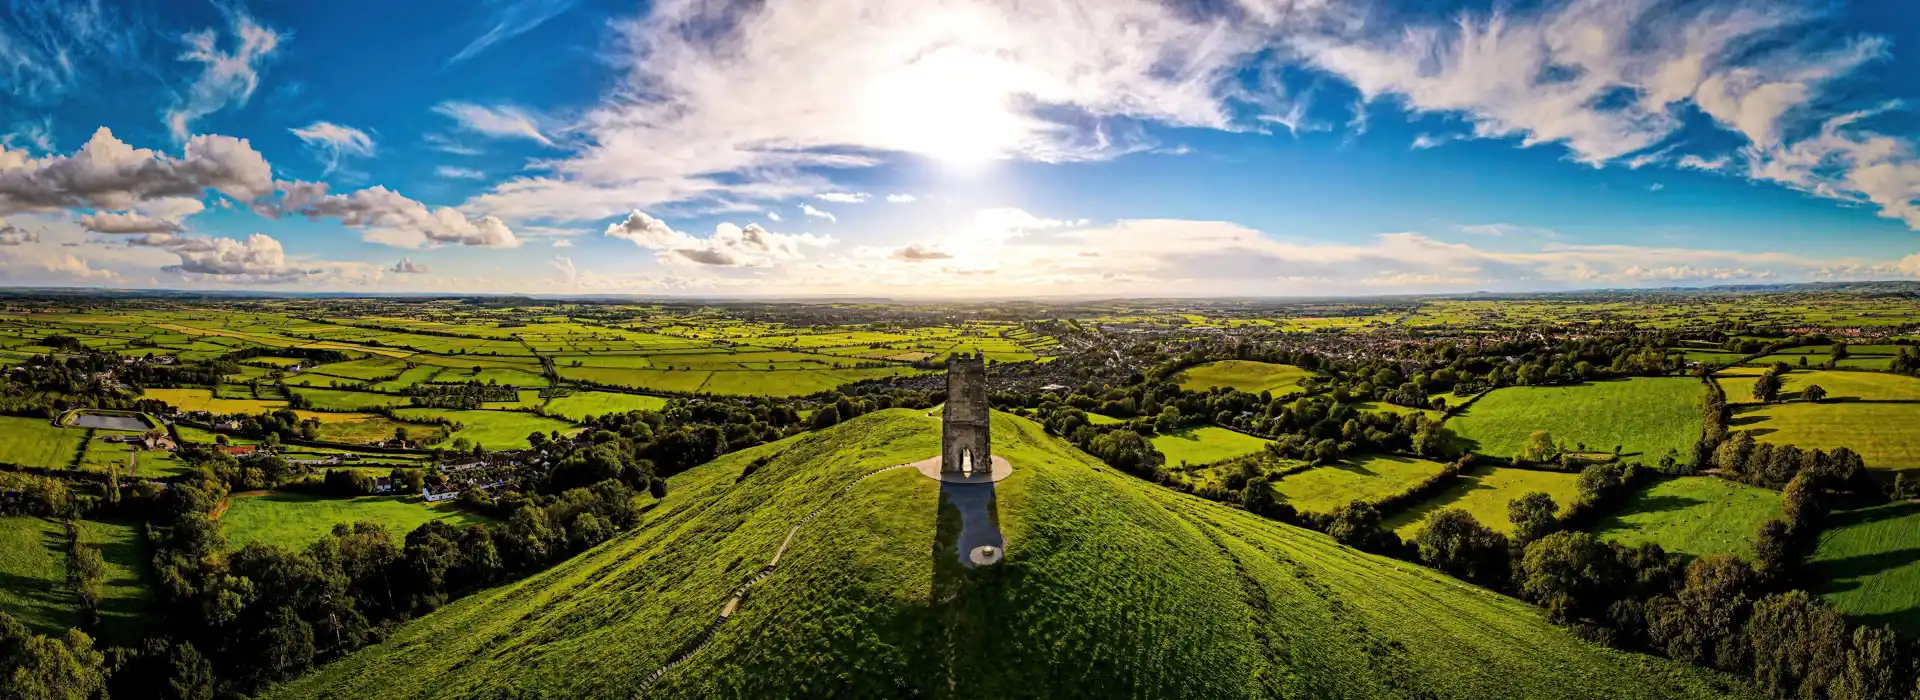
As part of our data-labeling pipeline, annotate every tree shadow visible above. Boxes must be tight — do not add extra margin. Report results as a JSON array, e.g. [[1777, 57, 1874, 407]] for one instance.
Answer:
[[1810, 548, 1920, 595]]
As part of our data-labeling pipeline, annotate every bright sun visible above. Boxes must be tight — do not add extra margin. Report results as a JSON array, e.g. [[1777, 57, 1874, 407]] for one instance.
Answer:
[[866, 48, 1032, 168]]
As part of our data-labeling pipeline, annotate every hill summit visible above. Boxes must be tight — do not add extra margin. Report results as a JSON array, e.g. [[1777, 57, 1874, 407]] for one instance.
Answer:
[[269, 409, 1751, 699]]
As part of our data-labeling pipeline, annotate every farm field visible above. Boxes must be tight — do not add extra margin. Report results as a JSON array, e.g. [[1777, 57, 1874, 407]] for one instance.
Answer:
[[1383, 466, 1582, 539], [1269, 454, 1448, 515], [1151, 425, 1272, 467], [543, 391, 670, 421], [143, 387, 285, 415], [1592, 477, 1780, 560], [390, 408, 582, 449], [0, 415, 85, 469], [1174, 360, 1314, 395], [290, 387, 412, 411], [219, 492, 493, 551], [1810, 503, 1920, 636], [310, 414, 447, 445], [1448, 378, 1703, 463], [0, 516, 151, 640], [1732, 400, 1920, 472], [268, 410, 1752, 700]]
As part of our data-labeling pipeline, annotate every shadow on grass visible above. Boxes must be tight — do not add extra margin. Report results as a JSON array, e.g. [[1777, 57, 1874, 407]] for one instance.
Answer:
[[1811, 548, 1920, 596]]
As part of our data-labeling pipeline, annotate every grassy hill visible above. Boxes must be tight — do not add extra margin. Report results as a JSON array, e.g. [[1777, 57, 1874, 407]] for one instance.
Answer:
[[267, 409, 1753, 699]]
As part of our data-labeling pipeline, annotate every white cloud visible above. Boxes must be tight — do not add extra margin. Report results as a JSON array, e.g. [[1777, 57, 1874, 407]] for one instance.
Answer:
[[1678, 154, 1730, 171], [290, 122, 376, 176], [1650, 183, 1665, 192], [815, 192, 869, 204], [604, 210, 834, 266], [765, 211, 781, 221], [885, 193, 917, 203], [800, 203, 836, 222], [551, 255, 577, 285], [390, 257, 431, 274], [433, 102, 552, 145], [81, 211, 185, 234], [435, 166, 487, 180], [276, 182, 521, 248], [0, 127, 274, 215], [0, 223, 39, 245], [1410, 134, 1453, 150], [460, 0, 1322, 222], [552, 238, 573, 248], [166, 12, 282, 141], [890, 243, 952, 262], [450, 0, 578, 64], [158, 232, 316, 280]]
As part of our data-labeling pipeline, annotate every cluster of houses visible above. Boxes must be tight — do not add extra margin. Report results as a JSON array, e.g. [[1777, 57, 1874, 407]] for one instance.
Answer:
[[102, 432, 176, 452]]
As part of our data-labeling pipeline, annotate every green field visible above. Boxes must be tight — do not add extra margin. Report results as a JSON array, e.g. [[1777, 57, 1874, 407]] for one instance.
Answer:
[[1175, 360, 1315, 395], [220, 492, 492, 551], [1270, 454, 1448, 515], [0, 517, 151, 640], [389, 407, 582, 449], [1733, 402, 1920, 472], [268, 410, 1752, 700], [0, 415, 85, 469], [1592, 477, 1780, 560], [143, 387, 286, 415], [1151, 425, 1272, 467], [290, 387, 412, 411], [1383, 466, 1582, 539], [544, 391, 670, 421], [1810, 503, 1920, 636], [1448, 378, 1703, 463]]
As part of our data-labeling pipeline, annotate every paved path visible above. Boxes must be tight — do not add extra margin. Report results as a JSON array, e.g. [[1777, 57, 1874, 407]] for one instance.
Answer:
[[633, 462, 914, 697]]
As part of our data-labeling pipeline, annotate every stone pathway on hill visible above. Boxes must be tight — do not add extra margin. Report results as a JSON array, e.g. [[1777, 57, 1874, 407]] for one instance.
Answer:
[[633, 462, 915, 697]]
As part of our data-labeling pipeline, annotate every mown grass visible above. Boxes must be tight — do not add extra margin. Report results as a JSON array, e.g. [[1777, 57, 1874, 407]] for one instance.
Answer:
[[1810, 502, 1920, 636], [0, 517, 152, 641], [143, 387, 285, 415], [269, 410, 1755, 700], [543, 391, 669, 422], [1448, 378, 1703, 463], [1592, 477, 1780, 560], [220, 492, 492, 551], [1152, 425, 1272, 467], [289, 387, 411, 411], [1383, 466, 1582, 539], [1175, 360, 1315, 395], [1271, 454, 1448, 515], [390, 407, 581, 449], [0, 415, 85, 469]]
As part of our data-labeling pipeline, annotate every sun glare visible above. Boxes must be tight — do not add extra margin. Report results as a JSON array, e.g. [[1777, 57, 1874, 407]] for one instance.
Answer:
[[865, 48, 1032, 169]]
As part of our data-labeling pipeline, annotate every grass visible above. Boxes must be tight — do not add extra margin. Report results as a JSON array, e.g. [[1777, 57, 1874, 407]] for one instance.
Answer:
[[0, 517, 152, 641], [1448, 378, 1703, 463], [1809, 502, 1920, 636], [311, 414, 448, 445], [143, 387, 286, 415], [0, 415, 85, 469], [220, 492, 493, 551], [268, 409, 1753, 700], [1383, 466, 1582, 539], [390, 408, 582, 449], [1175, 360, 1315, 395], [1592, 477, 1781, 560], [1734, 401, 1920, 472], [1151, 425, 1272, 467], [544, 391, 670, 422], [1271, 454, 1449, 515], [289, 387, 411, 411]]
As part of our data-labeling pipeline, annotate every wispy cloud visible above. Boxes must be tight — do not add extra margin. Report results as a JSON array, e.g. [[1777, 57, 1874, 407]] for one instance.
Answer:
[[435, 165, 486, 179], [290, 121, 376, 176], [885, 194, 916, 203], [165, 10, 281, 141], [449, 0, 577, 64], [800, 204, 835, 222], [433, 102, 551, 145]]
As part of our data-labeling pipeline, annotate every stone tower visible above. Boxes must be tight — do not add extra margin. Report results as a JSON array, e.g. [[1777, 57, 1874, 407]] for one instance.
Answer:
[[942, 352, 991, 474]]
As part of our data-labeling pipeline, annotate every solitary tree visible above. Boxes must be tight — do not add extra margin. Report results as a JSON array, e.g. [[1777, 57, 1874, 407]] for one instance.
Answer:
[[1752, 372, 1782, 403], [1508, 491, 1560, 545], [1802, 384, 1828, 403]]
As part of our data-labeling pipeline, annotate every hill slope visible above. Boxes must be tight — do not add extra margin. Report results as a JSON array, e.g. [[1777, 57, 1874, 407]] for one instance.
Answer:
[[268, 409, 1753, 699]]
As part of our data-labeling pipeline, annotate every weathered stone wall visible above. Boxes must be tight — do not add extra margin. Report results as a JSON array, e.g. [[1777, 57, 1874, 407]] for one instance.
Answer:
[[941, 353, 991, 473]]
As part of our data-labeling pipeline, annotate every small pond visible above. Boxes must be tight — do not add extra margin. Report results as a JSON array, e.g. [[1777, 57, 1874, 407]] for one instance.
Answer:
[[71, 413, 154, 431]]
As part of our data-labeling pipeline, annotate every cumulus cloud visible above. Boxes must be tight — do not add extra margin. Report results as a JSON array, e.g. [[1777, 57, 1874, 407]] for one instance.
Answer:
[[155, 232, 319, 281], [604, 210, 834, 266], [290, 122, 376, 176], [815, 192, 868, 203], [390, 257, 431, 274], [434, 102, 552, 145], [80, 211, 185, 234], [765, 211, 781, 221], [0, 127, 273, 215], [800, 203, 835, 222], [0, 224, 39, 245], [275, 182, 520, 248], [166, 11, 282, 141], [885, 194, 916, 203]]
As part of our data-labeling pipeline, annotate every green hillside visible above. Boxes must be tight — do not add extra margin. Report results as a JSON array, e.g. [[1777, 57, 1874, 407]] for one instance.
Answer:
[[268, 409, 1752, 699]]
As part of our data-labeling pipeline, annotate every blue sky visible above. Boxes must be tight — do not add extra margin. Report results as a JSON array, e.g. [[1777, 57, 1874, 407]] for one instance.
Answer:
[[2, 0, 1920, 296]]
